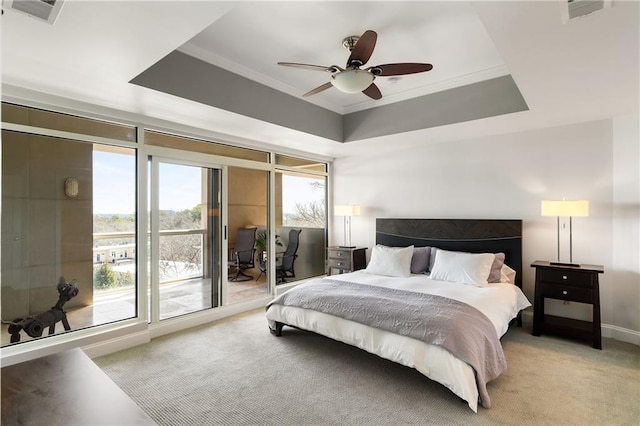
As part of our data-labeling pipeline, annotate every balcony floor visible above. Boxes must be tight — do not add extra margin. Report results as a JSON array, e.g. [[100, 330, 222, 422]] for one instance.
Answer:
[[1, 268, 268, 347]]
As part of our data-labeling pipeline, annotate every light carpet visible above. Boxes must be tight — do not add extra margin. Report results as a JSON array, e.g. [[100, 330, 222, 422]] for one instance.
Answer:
[[95, 310, 640, 425]]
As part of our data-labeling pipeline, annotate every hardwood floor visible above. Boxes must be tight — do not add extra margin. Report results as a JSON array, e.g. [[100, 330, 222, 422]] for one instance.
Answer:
[[1, 348, 155, 425]]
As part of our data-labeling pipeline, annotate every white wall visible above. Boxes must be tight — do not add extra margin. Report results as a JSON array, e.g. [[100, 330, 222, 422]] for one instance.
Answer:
[[611, 114, 640, 334], [332, 116, 640, 340]]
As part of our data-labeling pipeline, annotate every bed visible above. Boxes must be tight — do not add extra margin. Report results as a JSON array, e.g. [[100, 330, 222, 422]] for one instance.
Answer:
[[265, 218, 530, 412]]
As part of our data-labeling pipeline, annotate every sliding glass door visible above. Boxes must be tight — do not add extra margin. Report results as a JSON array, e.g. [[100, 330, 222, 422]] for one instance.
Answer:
[[150, 158, 221, 321]]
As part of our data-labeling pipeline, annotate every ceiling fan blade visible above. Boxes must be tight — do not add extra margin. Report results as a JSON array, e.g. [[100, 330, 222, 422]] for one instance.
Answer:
[[347, 30, 377, 67], [369, 63, 433, 76], [277, 62, 336, 72], [303, 82, 333, 97], [362, 83, 382, 100]]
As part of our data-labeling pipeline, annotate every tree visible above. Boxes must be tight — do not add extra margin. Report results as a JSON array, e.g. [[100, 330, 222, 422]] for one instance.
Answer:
[[158, 233, 202, 280], [117, 271, 135, 287], [287, 200, 326, 228], [94, 263, 116, 289], [285, 179, 326, 228], [94, 214, 135, 233], [159, 205, 202, 230], [157, 206, 203, 280]]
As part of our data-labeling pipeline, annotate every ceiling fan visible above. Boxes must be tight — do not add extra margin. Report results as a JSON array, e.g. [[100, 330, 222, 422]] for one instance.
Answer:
[[278, 30, 433, 100]]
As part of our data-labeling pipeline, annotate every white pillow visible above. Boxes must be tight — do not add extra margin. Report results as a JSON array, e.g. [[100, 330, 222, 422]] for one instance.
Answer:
[[364, 245, 414, 277], [499, 264, 517, 284], [429, 249, 495, 287]]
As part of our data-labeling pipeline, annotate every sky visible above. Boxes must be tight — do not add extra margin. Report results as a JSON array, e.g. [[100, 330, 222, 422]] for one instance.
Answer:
[[93, 150, 136, 214], [93, 151, 324, 215]]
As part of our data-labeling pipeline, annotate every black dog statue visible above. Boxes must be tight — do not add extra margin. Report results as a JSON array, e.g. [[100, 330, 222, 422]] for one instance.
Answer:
[[7, 277, 79, 343]]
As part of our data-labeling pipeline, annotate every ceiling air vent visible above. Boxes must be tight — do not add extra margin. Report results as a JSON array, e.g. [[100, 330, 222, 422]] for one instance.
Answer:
[[562, 0, 612, 22], [6, 0, 65, 25]]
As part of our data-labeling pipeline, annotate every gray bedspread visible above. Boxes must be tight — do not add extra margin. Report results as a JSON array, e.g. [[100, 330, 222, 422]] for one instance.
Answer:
[[266, 279, 506, 409]]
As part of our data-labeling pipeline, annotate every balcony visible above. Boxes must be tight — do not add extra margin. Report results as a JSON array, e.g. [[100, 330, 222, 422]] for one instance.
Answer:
[[2, 227, 325, 346]]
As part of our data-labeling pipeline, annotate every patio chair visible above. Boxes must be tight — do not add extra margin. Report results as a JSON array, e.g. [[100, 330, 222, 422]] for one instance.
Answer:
[[229, 227, 257, 282], [276, 229, 302, 284], [255, 231, 284, 282], [256, 251, 267, 282]]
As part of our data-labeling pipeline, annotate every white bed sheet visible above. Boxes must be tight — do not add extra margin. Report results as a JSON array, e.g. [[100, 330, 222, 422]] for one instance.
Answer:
[[265, 271, 531, 412]]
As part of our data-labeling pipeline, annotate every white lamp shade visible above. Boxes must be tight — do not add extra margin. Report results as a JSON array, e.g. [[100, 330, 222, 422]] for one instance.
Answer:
[[331, 70, 374, 93], [334, 205, 361, 216], [541, 200, 589, 217]]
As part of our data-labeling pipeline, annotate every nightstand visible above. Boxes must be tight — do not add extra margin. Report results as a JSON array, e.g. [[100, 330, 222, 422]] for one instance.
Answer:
[[531, 260, 604, 349], [326, 247, 367, 275]]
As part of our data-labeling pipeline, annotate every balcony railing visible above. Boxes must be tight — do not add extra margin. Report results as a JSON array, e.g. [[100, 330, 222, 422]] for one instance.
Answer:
[[93, 229, 206, 285], [93, 226, 327, 286]]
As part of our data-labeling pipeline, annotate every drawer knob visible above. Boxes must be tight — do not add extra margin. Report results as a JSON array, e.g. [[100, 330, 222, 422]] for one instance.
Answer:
[[563, 290, 568, 295], [562, 275, 568, 280], [337, 262, 343, 266]]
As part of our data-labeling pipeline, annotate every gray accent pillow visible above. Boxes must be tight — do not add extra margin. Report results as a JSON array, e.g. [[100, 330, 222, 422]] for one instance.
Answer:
[[487, 252, 506, 283], [410, 246, 431, 274]]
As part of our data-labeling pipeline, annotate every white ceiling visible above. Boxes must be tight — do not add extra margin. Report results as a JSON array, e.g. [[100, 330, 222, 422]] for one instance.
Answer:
[[1, 1, 638, 159]]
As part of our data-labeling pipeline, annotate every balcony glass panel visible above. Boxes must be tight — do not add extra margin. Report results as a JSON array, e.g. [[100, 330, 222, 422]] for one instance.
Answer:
[[1, 131, 137, 346], [274, 171, 327, 283]]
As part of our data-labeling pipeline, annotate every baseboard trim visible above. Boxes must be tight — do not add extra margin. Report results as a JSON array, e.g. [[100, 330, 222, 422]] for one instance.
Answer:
[[602, 324, 640, 346], [520, 311, 639, 346], [82, 330, 151, 359]]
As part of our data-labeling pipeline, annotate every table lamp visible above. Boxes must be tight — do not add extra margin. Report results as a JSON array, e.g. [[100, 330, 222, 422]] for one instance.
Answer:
[[541, 199, 589, 266], [334, 204, 360, 248]]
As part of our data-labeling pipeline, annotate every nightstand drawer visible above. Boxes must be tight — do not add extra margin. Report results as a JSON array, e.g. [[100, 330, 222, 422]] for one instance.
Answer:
[[328, 258, 352, 270], [538, 268, 593, 287], [541, 283, 592, 304], [328, 249, 351, 260]]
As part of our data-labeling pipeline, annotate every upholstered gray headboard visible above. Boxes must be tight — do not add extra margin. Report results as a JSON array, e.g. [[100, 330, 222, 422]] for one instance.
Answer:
[[376, 219, 523, 288]]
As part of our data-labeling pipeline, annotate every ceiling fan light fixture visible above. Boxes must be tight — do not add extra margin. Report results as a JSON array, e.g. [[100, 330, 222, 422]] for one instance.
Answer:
[[279, 29, 433, 100], [331, 69, 374, 93]]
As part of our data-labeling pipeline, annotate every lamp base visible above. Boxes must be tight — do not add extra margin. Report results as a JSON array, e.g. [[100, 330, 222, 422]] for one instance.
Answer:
[[338, 245, 356, 249], [550, 261, 581, 267]]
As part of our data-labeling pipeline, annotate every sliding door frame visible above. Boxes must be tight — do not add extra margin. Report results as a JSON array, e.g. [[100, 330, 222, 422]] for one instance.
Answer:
[[145, 145, 275, 323], [149, 154, 223, 323]]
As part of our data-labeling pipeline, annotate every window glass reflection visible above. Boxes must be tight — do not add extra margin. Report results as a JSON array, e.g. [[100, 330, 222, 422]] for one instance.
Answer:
[[1, 131, 137, 346]]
